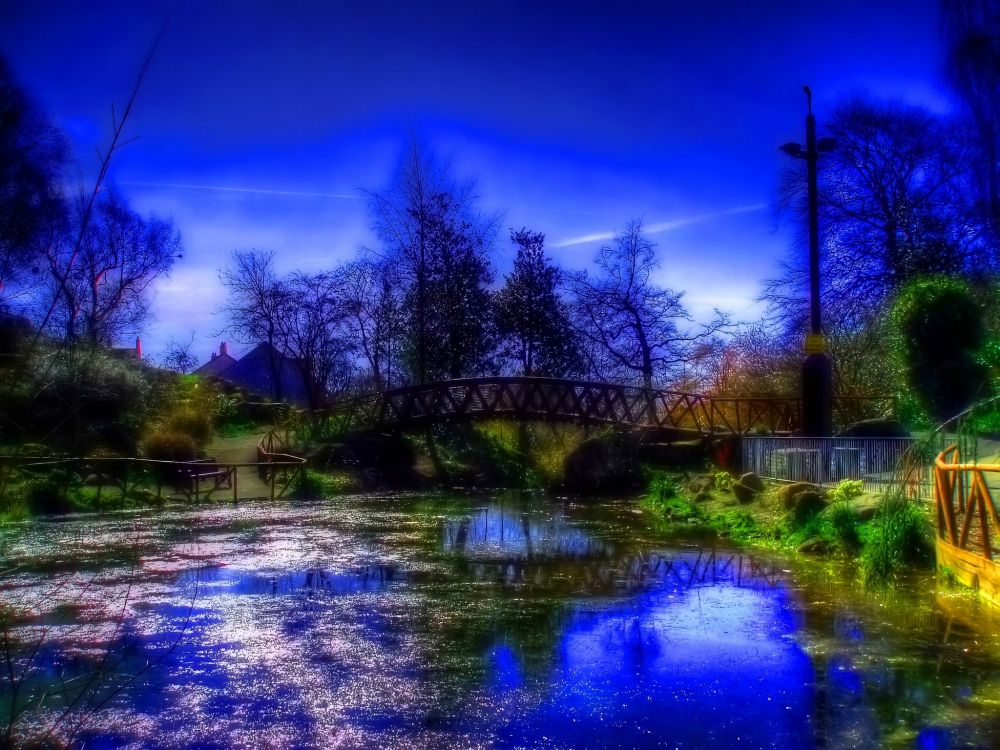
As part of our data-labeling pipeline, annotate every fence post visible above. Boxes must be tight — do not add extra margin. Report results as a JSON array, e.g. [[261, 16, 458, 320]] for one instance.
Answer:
[[232, 465, 238, 503]]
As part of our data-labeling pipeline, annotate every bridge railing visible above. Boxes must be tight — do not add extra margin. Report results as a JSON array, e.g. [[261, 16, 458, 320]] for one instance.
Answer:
[[935, 444, 1000, 562], [303, 378, 896, 439]]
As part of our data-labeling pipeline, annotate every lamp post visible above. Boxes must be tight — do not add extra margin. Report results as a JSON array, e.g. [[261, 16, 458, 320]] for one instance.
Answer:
[[780, 86, 834, 437]]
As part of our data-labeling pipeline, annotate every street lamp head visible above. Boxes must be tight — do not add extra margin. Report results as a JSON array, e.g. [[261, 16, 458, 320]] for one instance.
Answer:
[[779, 142, 803, 158]]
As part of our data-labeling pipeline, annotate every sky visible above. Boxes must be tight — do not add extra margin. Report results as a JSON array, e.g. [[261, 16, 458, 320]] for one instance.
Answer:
[[0, 0, 951, 363]]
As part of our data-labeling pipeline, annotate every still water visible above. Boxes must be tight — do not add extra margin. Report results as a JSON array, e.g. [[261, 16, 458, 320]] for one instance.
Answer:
[[2, 493, 1000, 749]]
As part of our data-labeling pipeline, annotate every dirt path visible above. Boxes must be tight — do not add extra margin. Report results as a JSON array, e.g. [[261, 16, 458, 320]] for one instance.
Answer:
[[205, 433, 275, 499]]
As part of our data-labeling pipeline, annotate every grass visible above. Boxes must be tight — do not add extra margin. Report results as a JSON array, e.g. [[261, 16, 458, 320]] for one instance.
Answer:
[[638, 472, 928, 587], [859, 492, 933, 587], [292, 468, 362, 498]]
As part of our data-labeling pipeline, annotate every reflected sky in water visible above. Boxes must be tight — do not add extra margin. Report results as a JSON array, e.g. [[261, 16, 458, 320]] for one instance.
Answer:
[[2, 494, 999, 748]]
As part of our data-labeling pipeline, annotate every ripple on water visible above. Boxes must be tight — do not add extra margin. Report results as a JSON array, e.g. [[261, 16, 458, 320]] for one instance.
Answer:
[[3, 495, 1000, 749]]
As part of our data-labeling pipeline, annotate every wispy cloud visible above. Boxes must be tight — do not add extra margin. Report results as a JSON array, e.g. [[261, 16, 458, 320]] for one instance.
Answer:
[[120, 181, 363, 200], [550, 202, 768, 248]]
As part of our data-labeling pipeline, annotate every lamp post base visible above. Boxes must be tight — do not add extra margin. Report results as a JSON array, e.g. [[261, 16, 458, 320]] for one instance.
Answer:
[[802, 350, 833, 437]]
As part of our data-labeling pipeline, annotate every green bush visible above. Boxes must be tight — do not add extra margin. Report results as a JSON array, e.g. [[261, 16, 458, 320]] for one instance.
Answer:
[[166, 410, 213, 447], [144, 431, 197, 462], [829, 479, 864, 505], [20, 477, 72, 515], [713, 470, 735, 491]]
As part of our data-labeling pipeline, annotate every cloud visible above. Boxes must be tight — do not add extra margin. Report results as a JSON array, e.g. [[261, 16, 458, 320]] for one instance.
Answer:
[[120, 181, 363, 200], [550, 202, 768, 248]]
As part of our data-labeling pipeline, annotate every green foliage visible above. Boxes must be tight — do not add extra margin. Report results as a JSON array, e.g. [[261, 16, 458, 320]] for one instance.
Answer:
[[829, 479, 864, 505], [708, 509, 771, 543], [292, 468, 361, 498], [824, 502, 863, 552], [166, 411, 213, 448], [639, 473, 703, 522], [890, 276, 992, 422], [144, 431, 197, 462], [713, 470, 735, 491], [860, 494, 932, 588], [18, 476, 72, 515]]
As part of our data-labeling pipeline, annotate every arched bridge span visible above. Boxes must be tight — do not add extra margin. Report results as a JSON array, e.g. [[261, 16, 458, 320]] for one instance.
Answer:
[[309, 377, 893, 438]]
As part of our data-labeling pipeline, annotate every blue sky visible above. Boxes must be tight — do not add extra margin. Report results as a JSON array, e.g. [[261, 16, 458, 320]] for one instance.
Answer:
[[0, 0, 949, 362]]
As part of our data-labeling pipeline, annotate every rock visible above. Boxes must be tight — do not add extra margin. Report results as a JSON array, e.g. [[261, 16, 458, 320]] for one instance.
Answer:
[[739, 472, 766, 493], [83, 473, 102, 486], [797, 536, 831, 555], [687, 476, 714, 495], [789, 490, 828, 524], [780, 481, 824, 510], [693, 490, 713, 503], [732, 482, 759, 504], [837, 418, 910, 439], [850, 496, 880, 522]]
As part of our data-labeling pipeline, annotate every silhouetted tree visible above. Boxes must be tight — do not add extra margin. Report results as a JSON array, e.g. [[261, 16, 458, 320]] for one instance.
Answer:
[[218, 250, 290, 401], [943, 0, 1000, 262], [338, 255, 403, 390], [567, 219, 727, 389], [367, 140, 498, 382], [766, 97, 971, 335], [494, 228, 579, 376], [0, 57, 66, 310], [276, 271, 354, 407], [160, 331, 198, 373], [45, 189, 181, 345]]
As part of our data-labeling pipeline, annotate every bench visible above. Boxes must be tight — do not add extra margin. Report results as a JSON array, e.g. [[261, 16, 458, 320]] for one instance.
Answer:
[[176, 458, 234, 499]]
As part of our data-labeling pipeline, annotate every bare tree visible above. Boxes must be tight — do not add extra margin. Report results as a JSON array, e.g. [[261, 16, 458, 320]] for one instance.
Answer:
[[276, 272, 354, 407], [566, 219, 729, 389], [766, 96, 971, 335], [943, 0, 1000, 262], [160, 331, 198, 373], [44, 189, 181, 345], [218, 250, 290, 401]]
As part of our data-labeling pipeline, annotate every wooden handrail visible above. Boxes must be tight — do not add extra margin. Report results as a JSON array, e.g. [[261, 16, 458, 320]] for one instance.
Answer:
[[935, 443, 1000, 561]]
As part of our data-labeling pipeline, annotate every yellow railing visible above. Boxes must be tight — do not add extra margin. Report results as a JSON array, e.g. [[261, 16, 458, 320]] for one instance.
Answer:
[[935, 445, 1000, 561]]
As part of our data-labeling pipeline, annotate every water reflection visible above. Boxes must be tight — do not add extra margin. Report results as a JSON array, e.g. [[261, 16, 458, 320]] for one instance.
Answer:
[[1, 495, 999, 748]]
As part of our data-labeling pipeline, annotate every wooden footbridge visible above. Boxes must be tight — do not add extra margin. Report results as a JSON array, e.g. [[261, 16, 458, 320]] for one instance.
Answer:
[[308, 376, 893, 439]]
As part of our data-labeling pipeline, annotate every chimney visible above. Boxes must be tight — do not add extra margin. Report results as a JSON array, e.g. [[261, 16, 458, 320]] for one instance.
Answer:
[[211, 352, 217, 360], [135, 337, 142, 360], [220, 341, 229, 357]]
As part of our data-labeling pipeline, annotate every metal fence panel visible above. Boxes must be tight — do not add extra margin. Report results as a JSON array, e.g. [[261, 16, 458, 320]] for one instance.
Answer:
[[740, 436, 931, 497]]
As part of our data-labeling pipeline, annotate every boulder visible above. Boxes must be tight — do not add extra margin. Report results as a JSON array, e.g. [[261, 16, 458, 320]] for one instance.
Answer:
[[789, 490, 828, 524], [850, 496, 880, 522], [693, 490, 713, 503], [739, 472, 766, 493], [837, 418, 910, 439], [687, 475, 714, 495], [732, 482, 759, 505], [780, 481, 825, 510]]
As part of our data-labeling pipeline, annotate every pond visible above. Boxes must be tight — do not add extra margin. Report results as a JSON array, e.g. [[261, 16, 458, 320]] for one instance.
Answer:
[[1, 492, 999, 749]]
